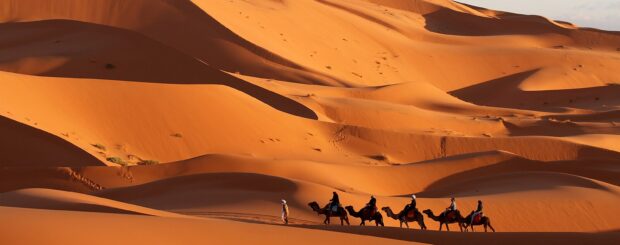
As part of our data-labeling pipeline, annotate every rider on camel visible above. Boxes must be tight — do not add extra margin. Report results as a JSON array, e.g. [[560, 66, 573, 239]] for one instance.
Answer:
[[366, 195, 377, 213], [399, 194, 417, 219], [329, 191, 340, 212], [469, 200, 483, 225], [442, 197, 457, 217]]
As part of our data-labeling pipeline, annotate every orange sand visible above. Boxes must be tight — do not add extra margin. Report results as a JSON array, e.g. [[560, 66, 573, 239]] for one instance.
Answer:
[[1, 0, 619, 244]]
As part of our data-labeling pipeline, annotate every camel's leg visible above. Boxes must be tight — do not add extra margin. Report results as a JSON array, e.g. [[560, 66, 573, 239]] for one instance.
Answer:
[[439, 223, 443, 231], [404, 221, 409, 229], [446, 223, 450, 231], [489, 222, 495, 232]]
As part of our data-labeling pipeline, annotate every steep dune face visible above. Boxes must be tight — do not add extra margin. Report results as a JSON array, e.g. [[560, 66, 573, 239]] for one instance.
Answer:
[[0, 20, 318, 119], [1, 0, 619, 242], [0, 19, 235, 84], [0, 0, 343, 86], [195, 0, 620, 90], [0, 188, 192, 217], [0, 115, 102, 167], [0, 71, 323, 165]]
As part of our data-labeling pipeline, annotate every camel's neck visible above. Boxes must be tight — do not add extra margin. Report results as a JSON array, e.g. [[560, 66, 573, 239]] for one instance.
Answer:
[[312, 205, 325, 214], [347, 208, 360, 217], [427, 212, 441, 221], [385, 209, 397, 219]]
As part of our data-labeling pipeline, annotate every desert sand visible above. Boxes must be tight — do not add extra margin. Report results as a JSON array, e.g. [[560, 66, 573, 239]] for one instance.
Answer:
[[0, 0, 619, 244]]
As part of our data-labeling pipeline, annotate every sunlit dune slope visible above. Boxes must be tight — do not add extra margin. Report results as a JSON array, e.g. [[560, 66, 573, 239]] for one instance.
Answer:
[[0, 0, 619, 241]]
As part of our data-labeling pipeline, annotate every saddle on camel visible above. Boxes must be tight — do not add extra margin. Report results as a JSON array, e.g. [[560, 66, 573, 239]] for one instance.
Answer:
[[307, 191, 350, 225], [462, 200, 495, 232], [345, 195, 384, 226], [382, 206, 427, 229], [422, 197, 463, 231]]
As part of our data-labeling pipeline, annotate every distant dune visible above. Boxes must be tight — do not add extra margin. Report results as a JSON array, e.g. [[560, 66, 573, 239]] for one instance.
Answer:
[[0, 0, 619, 244]]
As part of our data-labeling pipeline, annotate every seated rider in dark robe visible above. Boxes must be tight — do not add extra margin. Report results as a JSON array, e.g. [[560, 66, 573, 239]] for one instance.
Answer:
[[470, 200, 483, 225], [329, 191, 340, 212], [399, 194, 417, 219], [366, 195, 377, 214]]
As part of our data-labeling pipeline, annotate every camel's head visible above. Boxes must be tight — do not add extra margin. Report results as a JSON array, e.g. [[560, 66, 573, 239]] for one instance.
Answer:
[[381, 207, 390, 212], [308, 201, 319, 211], [423, 209, 432, 215]]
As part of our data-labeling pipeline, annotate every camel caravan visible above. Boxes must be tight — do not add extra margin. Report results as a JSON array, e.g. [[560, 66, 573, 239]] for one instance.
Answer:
[[307, 192, 495, 232]]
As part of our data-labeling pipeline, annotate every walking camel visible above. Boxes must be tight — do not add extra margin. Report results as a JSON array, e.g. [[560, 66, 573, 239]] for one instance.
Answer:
[[308, 201, 350, 225], [422, 209, 463, 232], [345, 205, 384, 226], [381, 206, 427, 229]]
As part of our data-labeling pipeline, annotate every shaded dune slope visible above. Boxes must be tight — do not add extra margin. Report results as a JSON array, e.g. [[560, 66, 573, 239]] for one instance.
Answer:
[[0, 188, 191, 217], [0, 20, 317, 119], [0, 115, 102, 167], [0, 0, 344, 86]]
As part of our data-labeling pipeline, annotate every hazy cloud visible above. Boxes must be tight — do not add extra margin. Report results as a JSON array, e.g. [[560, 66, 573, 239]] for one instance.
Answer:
[[458, 0, 620, 30]]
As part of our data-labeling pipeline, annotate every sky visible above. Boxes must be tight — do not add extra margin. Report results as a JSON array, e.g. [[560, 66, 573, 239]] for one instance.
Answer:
[[457, 0, 620, 31]]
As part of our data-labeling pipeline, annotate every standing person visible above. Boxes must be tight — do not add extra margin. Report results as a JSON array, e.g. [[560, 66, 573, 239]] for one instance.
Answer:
[[281, 199, 289, 224], [329, 191, 340, 213], [399, 194, 417, 219], [470, 200, 483, 226]]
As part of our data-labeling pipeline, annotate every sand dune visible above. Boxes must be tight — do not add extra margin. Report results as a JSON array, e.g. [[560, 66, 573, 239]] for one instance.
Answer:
[[2, 206, 619, 245], [0, 115, 101, 167], [3, 150, 618, 232], [0, 206, 421, 245], [1, 0, 619, 244], [0, 188, 191, 218]]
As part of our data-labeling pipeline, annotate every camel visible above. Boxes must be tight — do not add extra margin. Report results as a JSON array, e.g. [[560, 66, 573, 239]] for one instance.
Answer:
[[345, 205, 384, 226], [460, 212, 495, 232], [308, 201, 350, 225], [422, 209, 463, 232], [381, 206, 426, 230]]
